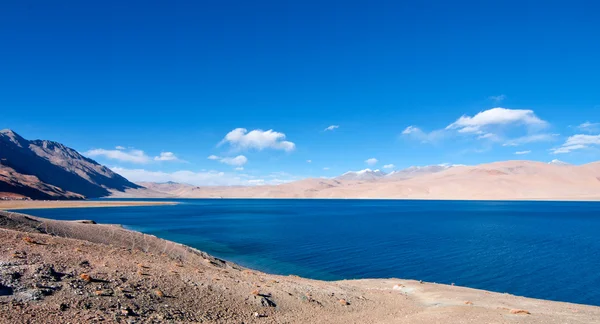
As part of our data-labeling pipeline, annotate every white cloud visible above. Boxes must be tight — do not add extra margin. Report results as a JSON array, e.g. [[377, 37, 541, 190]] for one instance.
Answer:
[[383, 164, 395, 169], [323, 167, 330, 170], [489, 94, 506, 103], [401, 126, 447, 143], [404, 108, 549, 146], [219, 128, 295, 152], [324, 125, 339, 131], [235, 167, 244, 171], [208, 155, 248, 166], [365, 158, 378, 166], [86, 148, 150, 164], [577, 121, 600, 133], [306, 160, 312, 163], [220, 155, 248, 166], [552, 134, 600, 154], [154, 152, 179, 161], [446, 107, 547, 134], [402, 126, 420, 135], [502, 133, 558, 147], [477, 133, 499, 140], [111, 167, 264, 186], [515, 150, 531, 155], [115, 146, 125, 150]]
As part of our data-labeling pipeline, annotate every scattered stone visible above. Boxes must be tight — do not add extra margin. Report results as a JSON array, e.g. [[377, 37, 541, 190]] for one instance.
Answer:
[[392, 284, 404, 290], [260, 296, 276, 307], [79, 273, 92, 282], [253, 312, 267, 318], [155, 290, 165, 298], [76, 220, 96, 224], [338, 299, 349, 306], [36, 265, 64, 282], [465, 301, 473, 305]]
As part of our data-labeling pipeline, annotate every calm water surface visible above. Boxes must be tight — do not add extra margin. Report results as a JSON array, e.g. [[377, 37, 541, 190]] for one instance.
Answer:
[[16, 199, 600, 306]]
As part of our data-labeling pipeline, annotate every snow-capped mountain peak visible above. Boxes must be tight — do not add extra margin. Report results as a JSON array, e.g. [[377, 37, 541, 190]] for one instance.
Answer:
[[337, 168, 387, 181]]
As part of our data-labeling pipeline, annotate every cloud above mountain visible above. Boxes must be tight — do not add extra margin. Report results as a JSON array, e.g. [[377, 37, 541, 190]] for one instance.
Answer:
[[403, 107, 550, 148], [86, 148, 151, 164], [552, 134, 600, 154], [446, 107, 547, 134], [86, 148, 183, 164], [111, 167, 290, 186], [365, 158, 378, 166], [219, 128, 295, 152], [154, 152, 180, 161], [207, 154, 248, 166]]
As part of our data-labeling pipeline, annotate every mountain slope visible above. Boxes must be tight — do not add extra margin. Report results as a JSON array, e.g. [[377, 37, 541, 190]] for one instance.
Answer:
[[336, 169, 386, 181], [136, 160, 600, 200], [385, 164, 455, 180], [0, 129, 141, 199]]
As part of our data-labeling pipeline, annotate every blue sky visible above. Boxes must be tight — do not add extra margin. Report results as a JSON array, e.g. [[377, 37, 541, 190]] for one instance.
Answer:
[[1, 1, 599, 185]]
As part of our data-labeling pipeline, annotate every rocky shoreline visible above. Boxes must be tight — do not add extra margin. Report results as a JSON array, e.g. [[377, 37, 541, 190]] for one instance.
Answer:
[[1, 210, 599, 323]]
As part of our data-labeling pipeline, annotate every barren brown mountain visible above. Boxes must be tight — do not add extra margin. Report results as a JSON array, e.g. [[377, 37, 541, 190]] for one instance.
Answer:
[[0, 129, 141, 199], [125, 160, 600, 201]]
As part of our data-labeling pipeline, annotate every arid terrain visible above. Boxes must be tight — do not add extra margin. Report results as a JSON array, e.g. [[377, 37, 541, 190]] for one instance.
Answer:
[[129, 160, 600, 201], [3, 128, 600, 202], [0, 129, 140, 200], [1, 209, 599, 323], [0, 200, 176, 210]]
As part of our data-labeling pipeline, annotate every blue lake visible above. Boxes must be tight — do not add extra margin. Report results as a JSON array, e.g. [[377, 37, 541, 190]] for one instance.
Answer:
[[16, 199, 600, 306]]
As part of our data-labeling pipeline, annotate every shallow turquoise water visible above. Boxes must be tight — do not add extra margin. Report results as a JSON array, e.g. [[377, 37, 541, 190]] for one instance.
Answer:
[[17, 199, 600, 306]]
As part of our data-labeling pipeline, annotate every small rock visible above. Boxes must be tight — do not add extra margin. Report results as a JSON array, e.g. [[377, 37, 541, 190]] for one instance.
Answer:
[[260, 296, 276, 307], [510, 309, 531, 315], [339, 299, 349, 306]]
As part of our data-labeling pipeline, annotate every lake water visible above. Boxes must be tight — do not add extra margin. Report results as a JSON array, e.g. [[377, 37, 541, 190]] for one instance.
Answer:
[[16, 199, 600, 306]]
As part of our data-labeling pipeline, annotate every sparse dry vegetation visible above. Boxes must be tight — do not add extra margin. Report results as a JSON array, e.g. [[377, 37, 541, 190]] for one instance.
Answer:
[[0, 210, 598, 323]]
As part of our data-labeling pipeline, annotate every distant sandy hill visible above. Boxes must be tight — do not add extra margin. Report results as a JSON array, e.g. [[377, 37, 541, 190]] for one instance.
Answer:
[[131, 160, 600, 201]]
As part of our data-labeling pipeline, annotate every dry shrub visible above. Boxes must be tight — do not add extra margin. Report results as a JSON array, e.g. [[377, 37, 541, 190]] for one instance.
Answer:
[[510, 309, 531, 315], [22, 237, 36, 244]]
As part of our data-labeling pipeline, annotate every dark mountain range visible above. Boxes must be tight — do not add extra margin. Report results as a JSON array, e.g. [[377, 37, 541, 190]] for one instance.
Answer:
[[0, 129, 141, 199]]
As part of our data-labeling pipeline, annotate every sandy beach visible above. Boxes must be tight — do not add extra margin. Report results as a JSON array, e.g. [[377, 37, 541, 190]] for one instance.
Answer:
[[0, 200, 177, 211], [1, 210, 598, 323]]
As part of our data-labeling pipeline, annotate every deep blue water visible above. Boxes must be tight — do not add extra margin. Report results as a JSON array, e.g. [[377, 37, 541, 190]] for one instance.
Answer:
[[16, 199, 600, 306]]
